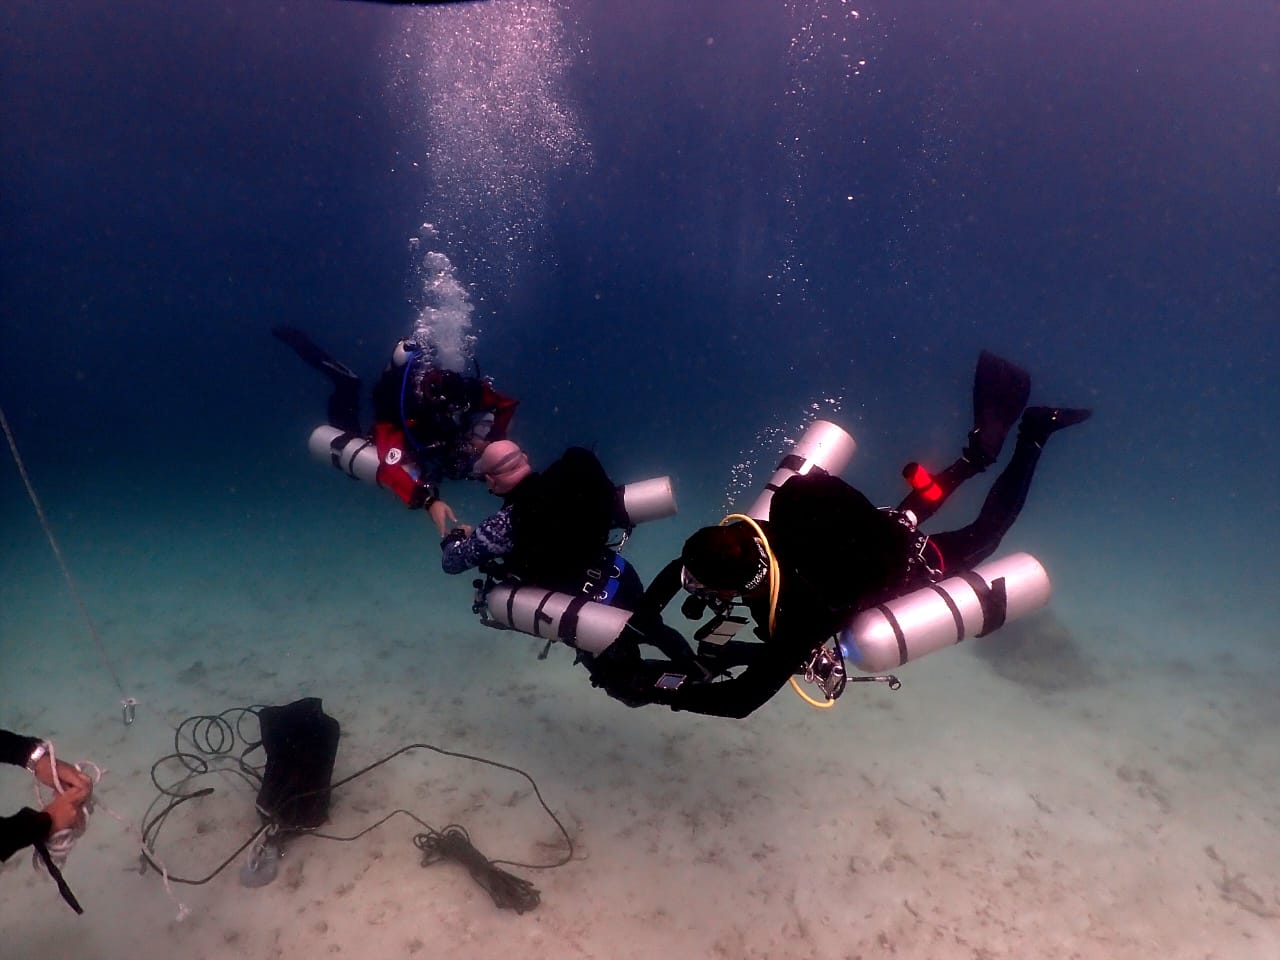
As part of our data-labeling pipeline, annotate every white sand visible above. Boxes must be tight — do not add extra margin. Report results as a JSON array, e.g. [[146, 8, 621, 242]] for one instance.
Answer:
[[3, 479, 1278, 960]]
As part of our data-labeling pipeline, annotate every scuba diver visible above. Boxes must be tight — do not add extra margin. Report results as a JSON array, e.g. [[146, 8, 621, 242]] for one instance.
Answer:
[[443, 440, 706, 679], [273, 326, 518, 535], [587, 352, 1092, 719]]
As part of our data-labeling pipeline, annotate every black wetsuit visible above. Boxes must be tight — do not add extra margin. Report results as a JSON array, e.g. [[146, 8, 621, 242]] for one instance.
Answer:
[[596, 428, 1055, 719], [1, 729, 52, 862], [464, 448, 704, 675]]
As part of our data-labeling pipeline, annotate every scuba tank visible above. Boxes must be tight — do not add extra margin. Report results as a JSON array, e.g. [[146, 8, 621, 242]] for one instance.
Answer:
[[309, 426, 380, 485], [310, 424, 678, 526], [838, 551, 1052, 673], [746, 420, 856, 520], [617, 476, 677, 526], [691, 420, 857, 650], [481, 582, 634, 656]]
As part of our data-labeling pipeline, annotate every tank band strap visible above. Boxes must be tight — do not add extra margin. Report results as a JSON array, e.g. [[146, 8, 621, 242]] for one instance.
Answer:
[[926, 582, 966, 644], [765, 456, 830, 494], [532, 591, 556, 638], [872, 603, 910, 666], [957, 571, 1009, 637], [558, 596, 590, 648], [504, 586, 518, 629], [329, 432, 377, 483]]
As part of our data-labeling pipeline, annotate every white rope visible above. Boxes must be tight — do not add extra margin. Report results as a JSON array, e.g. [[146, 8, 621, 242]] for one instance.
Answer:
[[30, 740, 190, 922], [1, 404, 137, 721]]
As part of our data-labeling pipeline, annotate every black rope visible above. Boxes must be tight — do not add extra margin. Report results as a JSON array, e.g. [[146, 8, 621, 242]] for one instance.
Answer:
[[140, 710, 573, 909], [33, 839, 84, 915], [416, 824, 540, 914]]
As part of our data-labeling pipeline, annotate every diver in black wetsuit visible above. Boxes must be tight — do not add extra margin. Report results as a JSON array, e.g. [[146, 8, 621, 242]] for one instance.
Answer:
[[589, 353, 1092, 719], [443, 441, 707, 679]]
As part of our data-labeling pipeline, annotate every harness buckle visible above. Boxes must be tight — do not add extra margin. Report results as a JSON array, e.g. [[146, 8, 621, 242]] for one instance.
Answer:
[[802, 642, 848, 701]]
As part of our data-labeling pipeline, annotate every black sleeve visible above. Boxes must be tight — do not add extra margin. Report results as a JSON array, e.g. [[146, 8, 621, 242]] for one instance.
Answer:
[[0, 729, 40, 767], [638, 557, 684, 618], [0, 728, 54, 860], [664, 642, 799, 720], [1, 807, 53, 862], [582, 617, 799, 720], [370, 364, 403, 425]]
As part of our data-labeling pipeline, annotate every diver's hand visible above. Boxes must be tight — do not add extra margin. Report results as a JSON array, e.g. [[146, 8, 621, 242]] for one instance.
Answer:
[[428, 499, 457, 536], [43, 785, 89, 835], [33, 755, 92, 796]]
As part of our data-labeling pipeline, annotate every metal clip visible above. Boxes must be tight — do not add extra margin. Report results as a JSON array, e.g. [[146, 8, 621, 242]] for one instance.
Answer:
[[471, 578, 489, 615], [121, 698, 137, 725], [804, 645, 847, 701]]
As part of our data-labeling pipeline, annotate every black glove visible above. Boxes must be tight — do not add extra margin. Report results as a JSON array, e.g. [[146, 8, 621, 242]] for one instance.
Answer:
[[680, 594, 708, 620], [440, 527, 468, 550], [409, 481, 439, 510], [586, 637, 691, 709]]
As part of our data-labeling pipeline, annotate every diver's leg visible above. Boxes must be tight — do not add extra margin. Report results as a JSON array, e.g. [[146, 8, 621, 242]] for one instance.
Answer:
[[326, 378, 363, 435], [272, 325, 363, 433], [929, 406, 1092, 569], [899, 351, 1030, 522], [965, 351, 1033, 466]]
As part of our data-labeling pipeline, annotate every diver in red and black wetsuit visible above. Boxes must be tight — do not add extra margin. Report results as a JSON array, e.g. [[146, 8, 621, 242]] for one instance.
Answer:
[[273, 327, 518, 535]]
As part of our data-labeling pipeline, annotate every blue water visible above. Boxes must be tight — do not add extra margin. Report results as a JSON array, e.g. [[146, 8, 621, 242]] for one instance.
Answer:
[[2, 2, 1277, 957]]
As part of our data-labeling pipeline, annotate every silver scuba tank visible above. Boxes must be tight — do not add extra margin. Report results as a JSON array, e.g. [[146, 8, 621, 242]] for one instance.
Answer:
[[311, 425, 678, 530], [839, 551, 1052, 673], [309, 425, 381, 485], [692, 420, 858, 648], [482, 582, 634, 656], [746, 420, 856, 520], [617, 476, 677, 526]]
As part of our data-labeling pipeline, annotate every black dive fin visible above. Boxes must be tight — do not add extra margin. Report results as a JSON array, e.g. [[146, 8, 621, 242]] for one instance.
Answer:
[[1019, 406, 1093, 447], [272, 325, 357, 383], [966, 350, 1031, 467]]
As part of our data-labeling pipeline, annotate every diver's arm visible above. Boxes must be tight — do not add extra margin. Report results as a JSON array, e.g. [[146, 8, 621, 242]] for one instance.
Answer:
[[638, 557, 684, 618], [587, 647, 792, 720], [0, 808, 53, 862], [426, 500, 458, 537], [372, 422, 435, 507], [663, 644, 797, 719], [440, 507, 514, 574], [586, 621, 794, 720], [0, 730, 52, 863], [0, 729, 41, 767], [480, 383, 519, 441]]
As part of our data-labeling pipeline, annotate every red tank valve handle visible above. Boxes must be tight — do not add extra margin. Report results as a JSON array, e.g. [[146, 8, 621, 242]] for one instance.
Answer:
[[902, 462, 943, 502]]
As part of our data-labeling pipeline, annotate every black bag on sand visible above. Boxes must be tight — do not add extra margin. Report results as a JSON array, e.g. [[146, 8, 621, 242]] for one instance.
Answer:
[[255, 697, 341, 830]]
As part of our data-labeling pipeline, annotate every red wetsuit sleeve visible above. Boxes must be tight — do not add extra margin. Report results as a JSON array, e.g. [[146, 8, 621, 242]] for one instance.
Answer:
[[480, 383, 519, 441], [373, 421, 420, 506]]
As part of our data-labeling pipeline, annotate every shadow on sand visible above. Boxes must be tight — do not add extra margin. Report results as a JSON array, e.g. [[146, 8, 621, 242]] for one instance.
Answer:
[[971, 609, 1102, 694]]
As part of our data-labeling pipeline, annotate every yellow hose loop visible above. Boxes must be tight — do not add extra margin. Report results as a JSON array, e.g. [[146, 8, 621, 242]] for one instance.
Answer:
[[718, 514, 834, 712], [789, 675, 836, 709], [718, 513, 779, 636]]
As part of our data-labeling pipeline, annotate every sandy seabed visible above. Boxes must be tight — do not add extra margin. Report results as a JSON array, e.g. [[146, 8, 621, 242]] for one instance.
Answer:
[[2, 487, 1278, 960]]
